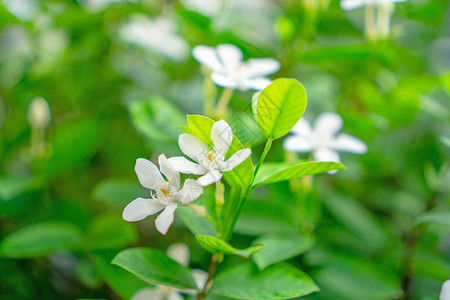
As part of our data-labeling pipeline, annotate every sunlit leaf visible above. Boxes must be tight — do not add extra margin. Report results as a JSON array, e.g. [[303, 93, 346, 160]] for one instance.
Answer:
[[196, 235, 264, 257]]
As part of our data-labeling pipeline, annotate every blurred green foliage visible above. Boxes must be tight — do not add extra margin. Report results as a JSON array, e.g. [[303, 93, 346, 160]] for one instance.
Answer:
[[0, 0, 449, 299]]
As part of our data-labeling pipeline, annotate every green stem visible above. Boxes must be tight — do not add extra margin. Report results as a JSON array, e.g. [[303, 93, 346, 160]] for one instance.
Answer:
[[223, 138, 273, 241], [198, 253, 223, 299], [365, 5, 377, 42], [253, 139, 273, 180], [215, 88, 234, 118]]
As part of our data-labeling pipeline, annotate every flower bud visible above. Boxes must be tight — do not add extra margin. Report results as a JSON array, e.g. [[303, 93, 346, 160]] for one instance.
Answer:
[[27, 97, 51, 129]]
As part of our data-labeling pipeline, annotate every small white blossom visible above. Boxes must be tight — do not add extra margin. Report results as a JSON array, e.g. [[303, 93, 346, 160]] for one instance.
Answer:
[[340, 0, 405, 11], [120, 15, 189, 62], [441, 280, 450, 300], [283, 113, 367, 172], [3, 0, 39, 22], [169, 120, 251, 186], [192, 44, 280, 91], [123, 154, 204, 235], [130, 243, 208, 300]]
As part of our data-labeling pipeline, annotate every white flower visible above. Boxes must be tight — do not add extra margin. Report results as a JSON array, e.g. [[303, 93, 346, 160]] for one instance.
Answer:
[[3, 0, 39, 22], [340, 0, 405, 11], [283, 113, 367, 170], [120, 15, 189, 62], [169, 120, 251, 186], [441, 280, 450, 300], [192, 44, 280, 91], [123, 154, 204, 235], [130, 243, 208, 300]]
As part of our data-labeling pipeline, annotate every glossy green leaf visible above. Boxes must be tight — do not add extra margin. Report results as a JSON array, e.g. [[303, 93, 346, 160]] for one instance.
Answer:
[[252, 232, 314, 269], [0, 222, 83, 258], [253, 161, 346, 187], [196, 235, 264, 258], [256, 78, 307, 140], [91, 250, 150, 299], [127, 96, 185, 143], [112, 247, 197, 290], [211, 263, 319, 299], [177, 206, 216, 236], [414, 210, 450, 227]]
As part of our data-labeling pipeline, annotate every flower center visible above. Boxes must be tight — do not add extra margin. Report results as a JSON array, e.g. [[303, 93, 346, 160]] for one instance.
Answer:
[[208, 152, 216, 162], [160, 187, 172, 197]]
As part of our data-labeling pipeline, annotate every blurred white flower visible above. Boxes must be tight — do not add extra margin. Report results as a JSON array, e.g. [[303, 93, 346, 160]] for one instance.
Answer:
[[180, 0, 222, 17], [441, 280, 450, 300], [2, 0, 39, 22], [120, 15, 189, 62], [169, 120, 251, 186], [131, 243, 208, 300], [340, 0, 405, 10], [123, 154, 204, 235], [192, 44, 280, 91], [27, 97, 51, 129], [283, 113, 367, 172], [77, 0, 133, 13]]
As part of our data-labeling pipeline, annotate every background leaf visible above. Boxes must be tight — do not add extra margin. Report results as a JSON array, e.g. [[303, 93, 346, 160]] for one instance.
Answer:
[[0, 222, 83, 258], [211, 263, 319, 299], [112, 247, 197, 290]]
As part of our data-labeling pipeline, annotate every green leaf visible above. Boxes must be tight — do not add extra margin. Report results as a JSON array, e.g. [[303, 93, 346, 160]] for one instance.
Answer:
[[127, 96, 185, 143], [91, 250, 150, 299], [253, 161, 346, 187], [414, 210, 450, 227], [84, 213, 139, 250], [0, 177, 40, 201], [181, 115, 254, 188], [92, 179, 147, 208], [39, 118, 102, 176], [252, 231, 314, 269], [195, 235, 264, 258], [256, 78, 307, 140], [112, 247, 197, 290], [211, 263, 319, 299], [177, 206, 216, 236], [0, 222, 83, 258]]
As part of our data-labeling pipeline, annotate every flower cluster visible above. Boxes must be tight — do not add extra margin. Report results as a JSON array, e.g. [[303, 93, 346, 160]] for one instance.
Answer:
[[123, 120, 251, 234]]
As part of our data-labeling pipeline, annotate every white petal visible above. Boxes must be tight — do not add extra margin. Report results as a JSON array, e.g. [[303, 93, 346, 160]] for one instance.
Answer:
[[291, 118, 312, 137], [314, 112, 343, 137], [220, 148, 251, 172], [244, 58, 281, 78], [211, 120, 233, 156], [176, 179, 204, 204], [135, 158, 165, 190], [130, 287, 165, 300], [216, 44, 243, 67], [155, 203, 178, 235], [159, 154, 180, 189], [192, 269, 209, 289], [440, 280, 450, 300], [210, 72, 238, 88], [283, 136, 313, 153], [192, 45, 223, 72], [241, 77, 272, 91], [314, 147, 341, 163], [197, 170, 223, 186], [167, 243, 190, 266], [123, 197, 165, 222], [340, 0, 368, 10], [331, 133, 368, 154], [178, 134, 208, 162], [167, 291, 184, 300], [168, 156, 206, 175]]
